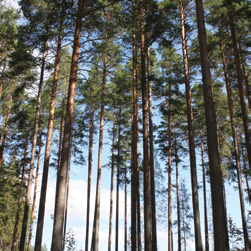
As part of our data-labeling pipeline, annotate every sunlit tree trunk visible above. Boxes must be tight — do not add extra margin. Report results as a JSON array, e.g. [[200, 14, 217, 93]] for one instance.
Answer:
[[51, 1, 86, 249], [19, 39, 47, 251], [194, 0, 227, 249], [35, 11, 64, 250], [28, 129, 44, 251], [62, 136, 72, 251], [179, 1, 202, 249]]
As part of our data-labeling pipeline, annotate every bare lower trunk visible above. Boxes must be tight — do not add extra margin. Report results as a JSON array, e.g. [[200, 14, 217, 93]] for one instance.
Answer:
[[62, 137, 72, 251], [219, 23, 249, 250], [115, 106, 121, 251], [91, 34, 108, 251], [194, 0, 227, 249], [124, 165, 127, 251], [131, 7, 138, 248], [179, 1, 202, 249], [51, 1, 85, 249], [27, 129, 44, 251], [174, 130, 181, 251], [86, 93, 95, 251], [140, 4, 151, 250], [35, 13, 63, 250], [11, 137, 28, 251], [147, 40, 157, 251], [108, 110, 116, 251], [200, 128, 209, 251], [19, 39, 47, 251], [167, 84, 173, 251]]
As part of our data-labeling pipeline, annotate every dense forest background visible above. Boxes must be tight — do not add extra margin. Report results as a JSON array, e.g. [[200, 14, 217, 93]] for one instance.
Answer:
[[0, 0, 249, 250]]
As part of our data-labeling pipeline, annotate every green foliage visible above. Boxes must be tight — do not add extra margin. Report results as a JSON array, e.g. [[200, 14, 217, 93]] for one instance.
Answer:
[[0, 155, 24, 250]]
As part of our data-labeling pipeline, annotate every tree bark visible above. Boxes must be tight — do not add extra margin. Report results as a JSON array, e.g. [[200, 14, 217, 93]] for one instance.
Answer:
[[174, 129, 181, 251], [219, 23, 249, 250], [90, 34, 108, 251], [85, 91, 95, 251], [57, 71, 67, 171], [11, 137, 28, 251], [167, 83, 173, 251], [19, 39, 47, 251], [108, 110, 116, 251], [146, 39, 157, 251], [194, 0, 227, 249], [27, 129, 44, 251], [35, 11, 63, 250], [124, 164, 127, 251], [62, 136, 72, 251], [139, 3, 151, 250], [228, 16, 250, 165], [115, 105, 121, 251], [237, 40, 250, 107], [179, 1, 203, 249], [131, 6, 138, 248], [200, 128, 209, 251], [51, 1, 85, 249]]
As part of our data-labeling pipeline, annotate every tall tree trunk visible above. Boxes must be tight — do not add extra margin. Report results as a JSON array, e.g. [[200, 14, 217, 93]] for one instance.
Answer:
[[62, 135, 72, 251], [219, 23, 249, 250], [57, 69, 67, 172], [27, 129, 44, 251], [90, 34, 108, 251], [228, 15, 250, 165], [11, 136, 28, 251], [51, 1, 85, 249], [131, 6, 138, 248], [35, 11, 64, 250], [139, 3, 151, 250], [174, 129, 181, 251], [19, 39, 48, 251], [0, 80, 15, 166], [179, 1, 203, 249], [237, 40, 249, 106], [146, 39, 157, 251], [240, 133, 249, 196], [194, 0, 227, 249], [124, 165, 127, 251], [167, 83, 173, 251], [85, 92, 95, 251], [115, 105, 121, 251], [108, 110, 116, 251], [200, 128, 209, 251]]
